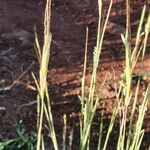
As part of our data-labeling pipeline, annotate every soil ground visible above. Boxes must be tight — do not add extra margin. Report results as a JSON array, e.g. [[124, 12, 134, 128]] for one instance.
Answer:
[[0, 0, 150, 149]]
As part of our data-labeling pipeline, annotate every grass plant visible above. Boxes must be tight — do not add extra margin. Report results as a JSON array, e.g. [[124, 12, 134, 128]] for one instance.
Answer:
[[33, 0, 58, 149], [79, 0, 113, 149], [79, 1, 150, 150]]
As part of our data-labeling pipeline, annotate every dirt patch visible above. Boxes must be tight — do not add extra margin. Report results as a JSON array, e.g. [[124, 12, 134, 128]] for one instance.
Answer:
[[0, 0, 150, 149]]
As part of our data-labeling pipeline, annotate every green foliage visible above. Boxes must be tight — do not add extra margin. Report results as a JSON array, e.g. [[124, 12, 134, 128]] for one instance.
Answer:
[[0, 120, 36, 150]]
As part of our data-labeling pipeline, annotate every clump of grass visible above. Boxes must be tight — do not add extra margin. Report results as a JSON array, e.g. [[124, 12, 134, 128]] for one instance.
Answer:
[[79, 0, 113, 149], [33, 0, 58, 149], [117, 3, 150, 150], [33, 0, 150, 149], [79, 0, 150, 150]]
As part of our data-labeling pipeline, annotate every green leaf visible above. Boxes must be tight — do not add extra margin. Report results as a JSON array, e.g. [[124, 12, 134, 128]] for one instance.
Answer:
[[0, 139, 16, 149]]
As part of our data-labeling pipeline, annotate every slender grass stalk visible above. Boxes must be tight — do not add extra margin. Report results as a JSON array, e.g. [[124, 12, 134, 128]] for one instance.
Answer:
[[125, 0, 132, 103], [97, 111, 103, 150], [126, 0, 131, 41], [68, 128, 74, 150], [36, 95, 44, 150], [34, 25, 42, 64], [41, 135, 45, 150], [131, 6, 146, 63], [80, 27, 89, 114], [62, 115, 67, 150], [142, 13, 150, 61]]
